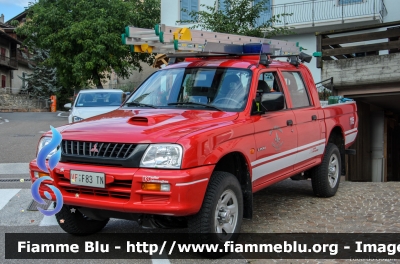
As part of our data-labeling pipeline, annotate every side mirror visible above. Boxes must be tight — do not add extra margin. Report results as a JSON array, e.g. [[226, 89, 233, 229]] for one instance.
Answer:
[[260, 92, 285, 111], [64, 103, 72, 109]]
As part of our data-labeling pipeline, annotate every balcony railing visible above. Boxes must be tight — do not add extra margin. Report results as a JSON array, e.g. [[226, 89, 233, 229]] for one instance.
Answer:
[[271, 0, 387, 27], [0, 55, 18, 70]]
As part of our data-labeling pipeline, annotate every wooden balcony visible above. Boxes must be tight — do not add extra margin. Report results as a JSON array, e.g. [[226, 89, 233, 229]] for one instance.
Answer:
[[0, 55, 18, 70]]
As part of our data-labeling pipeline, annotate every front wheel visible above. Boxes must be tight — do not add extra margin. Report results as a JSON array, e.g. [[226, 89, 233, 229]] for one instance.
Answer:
[[55, 204, 109, 235], [311, 143, 341, 197], [188, 171, 243, 256]]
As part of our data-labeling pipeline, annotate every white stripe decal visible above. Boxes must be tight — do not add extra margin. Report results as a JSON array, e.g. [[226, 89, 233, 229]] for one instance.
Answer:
[[175, 178, 208, 186], [252, 153, 296, 182], [345, 132, 358, 145], [252, 143, 325, 182], [295, 143, 325, 165], [0, 189, 21, 210], [345, 128, 358, 135], [297, 139, 326, 152], [252, 139, 326, 167]]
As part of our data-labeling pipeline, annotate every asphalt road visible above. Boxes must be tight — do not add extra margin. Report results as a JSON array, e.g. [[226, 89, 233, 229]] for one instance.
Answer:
[[0, 112, 399, 264]]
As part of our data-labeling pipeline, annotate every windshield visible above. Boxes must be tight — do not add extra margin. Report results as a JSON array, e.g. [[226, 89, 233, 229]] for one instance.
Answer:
[[75, 92, 123, 107], [124, 67, 252, 112]]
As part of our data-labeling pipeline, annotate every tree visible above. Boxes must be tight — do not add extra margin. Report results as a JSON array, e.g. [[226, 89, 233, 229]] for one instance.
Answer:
[[16, 0, 160, 89], [178, 0, 292, 38], [19, 49, 62, 99]]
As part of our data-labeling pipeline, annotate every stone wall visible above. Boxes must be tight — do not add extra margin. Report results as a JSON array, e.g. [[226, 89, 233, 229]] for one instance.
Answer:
[[0, 93, 49, 112], [322, 53, 400, 88]]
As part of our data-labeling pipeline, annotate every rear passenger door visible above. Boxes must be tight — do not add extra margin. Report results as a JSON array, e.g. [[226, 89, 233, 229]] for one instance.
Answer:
[[281, 71, 324, 171]]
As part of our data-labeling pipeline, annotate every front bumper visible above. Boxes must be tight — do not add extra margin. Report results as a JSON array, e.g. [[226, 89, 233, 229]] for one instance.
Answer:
[[29, 160, 213, 216]]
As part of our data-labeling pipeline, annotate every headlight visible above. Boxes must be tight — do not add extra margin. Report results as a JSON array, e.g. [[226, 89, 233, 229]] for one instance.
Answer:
[[140, 144, 183, 169], [37, 137, 59, 159], [73, 116, 83, 122]]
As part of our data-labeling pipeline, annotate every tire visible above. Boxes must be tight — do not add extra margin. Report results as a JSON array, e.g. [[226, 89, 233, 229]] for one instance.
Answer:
[[55, 204, 109, 235], [311, 143, 341, 197], [188, 171, 243, 257]]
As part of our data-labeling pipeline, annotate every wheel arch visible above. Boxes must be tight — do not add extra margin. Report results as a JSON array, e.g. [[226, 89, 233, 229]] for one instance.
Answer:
[[211, 151, 253, 219], [327, 126, 345, 176]]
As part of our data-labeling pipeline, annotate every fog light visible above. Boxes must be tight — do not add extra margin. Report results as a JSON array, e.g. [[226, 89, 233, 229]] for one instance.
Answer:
[[33, 171, 50, 178], [142, 183, 170, 192], [160, 183, 170, 192]]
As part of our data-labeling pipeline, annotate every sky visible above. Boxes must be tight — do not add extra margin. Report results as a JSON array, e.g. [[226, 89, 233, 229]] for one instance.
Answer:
[[0, 0, 30, 22]]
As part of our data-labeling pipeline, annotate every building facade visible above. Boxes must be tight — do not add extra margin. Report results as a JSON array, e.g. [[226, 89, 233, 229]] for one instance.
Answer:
[[0, 12, 33, 94], [161, 0, 397, 83]]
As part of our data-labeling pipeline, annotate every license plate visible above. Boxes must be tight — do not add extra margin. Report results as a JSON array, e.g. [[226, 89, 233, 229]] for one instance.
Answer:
[[70, 170, 105, 188]]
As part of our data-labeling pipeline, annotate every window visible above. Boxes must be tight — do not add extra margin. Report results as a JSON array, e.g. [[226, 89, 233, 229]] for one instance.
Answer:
[[126, 67, 252, 112], [1, 75, 6, 88], [218, 0, 229, 13], [282, 72, 311, 108], [180, 0, 198, 21], [259, 72, 281, 92], [0, 48, 6, 60], [254, 0, 272, 27], [257, 72, 286, 110], [338, 0, 364, 5]]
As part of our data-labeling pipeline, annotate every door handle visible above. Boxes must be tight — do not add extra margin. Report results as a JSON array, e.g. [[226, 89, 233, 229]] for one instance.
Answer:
[[287, 120, 293, 126], [312, 115, 317, 121]]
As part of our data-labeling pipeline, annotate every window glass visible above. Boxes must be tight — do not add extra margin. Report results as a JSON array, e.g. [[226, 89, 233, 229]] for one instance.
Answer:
[[254, 0, 272, 26], [75, 92, 123, 107], [258, 72, 281, 92], [218, 0, 229, 12], [257, 72, 286, 110], [126, 67, 252, 112], [282, 71, 311, 108]]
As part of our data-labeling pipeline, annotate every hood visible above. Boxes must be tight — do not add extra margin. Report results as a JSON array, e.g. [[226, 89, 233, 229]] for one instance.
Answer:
[[72, 106, 120, 119], [60, 109, 239, 143]]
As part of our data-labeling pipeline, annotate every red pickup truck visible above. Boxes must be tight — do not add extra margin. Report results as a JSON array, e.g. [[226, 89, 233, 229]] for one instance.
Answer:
[[30, 53, 357, 245]]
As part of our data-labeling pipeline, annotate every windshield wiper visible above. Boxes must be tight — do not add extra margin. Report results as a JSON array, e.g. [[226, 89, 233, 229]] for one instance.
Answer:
[[124, 102, 158, 108], [168, 102, 222, 111]]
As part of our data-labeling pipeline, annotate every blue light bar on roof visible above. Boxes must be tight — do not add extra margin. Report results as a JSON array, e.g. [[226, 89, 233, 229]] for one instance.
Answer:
[[243, 43, 271, 54]]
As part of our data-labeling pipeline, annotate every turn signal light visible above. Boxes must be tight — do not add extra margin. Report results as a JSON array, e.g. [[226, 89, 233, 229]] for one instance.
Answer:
[[141, 183, 170, 192], [33, 172, 50, 178]]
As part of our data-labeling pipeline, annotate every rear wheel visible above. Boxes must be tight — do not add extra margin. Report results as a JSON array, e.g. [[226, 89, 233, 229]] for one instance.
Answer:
[[188, 171, 243, 256], [311, 143, 341, 197], [55, 204, 109, 235]]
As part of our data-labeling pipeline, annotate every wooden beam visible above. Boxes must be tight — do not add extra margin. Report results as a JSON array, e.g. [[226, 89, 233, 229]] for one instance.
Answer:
[[316, 20, 400, 36], [316, 34, 322, 68], [322, 35, 354, 60], [322, 29, 400, 46], [322, 40, 400, 57]]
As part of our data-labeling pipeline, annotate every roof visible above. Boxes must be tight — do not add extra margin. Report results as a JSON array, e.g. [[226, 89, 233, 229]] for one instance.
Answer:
[[78, 89, 123, 93], [0, 30, 22, 44], [5, 11, 27, 24]]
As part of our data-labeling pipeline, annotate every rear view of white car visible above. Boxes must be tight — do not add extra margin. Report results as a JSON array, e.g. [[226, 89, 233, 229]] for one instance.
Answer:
[[64, 89, 124, 124]]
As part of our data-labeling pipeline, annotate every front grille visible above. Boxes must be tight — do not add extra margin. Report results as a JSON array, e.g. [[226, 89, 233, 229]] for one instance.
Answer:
[[62, 140, 136, 159], [55, 172, 132, 202], [60, 141, 149, 167]]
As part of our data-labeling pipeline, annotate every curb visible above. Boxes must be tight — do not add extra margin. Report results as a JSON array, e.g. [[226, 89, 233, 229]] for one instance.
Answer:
[[0, 109, 50, 112]]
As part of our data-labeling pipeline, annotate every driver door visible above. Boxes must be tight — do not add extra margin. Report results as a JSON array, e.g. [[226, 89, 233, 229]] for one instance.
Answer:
[[252, 71, 297, 189]]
